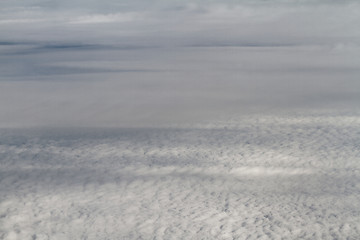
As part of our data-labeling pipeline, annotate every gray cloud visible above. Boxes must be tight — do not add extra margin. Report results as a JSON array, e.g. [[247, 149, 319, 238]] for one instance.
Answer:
[[0, 0, 360, 127]]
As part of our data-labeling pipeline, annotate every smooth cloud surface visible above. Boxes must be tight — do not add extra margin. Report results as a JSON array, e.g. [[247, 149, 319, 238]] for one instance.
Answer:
[[0, 0, 360, 127]]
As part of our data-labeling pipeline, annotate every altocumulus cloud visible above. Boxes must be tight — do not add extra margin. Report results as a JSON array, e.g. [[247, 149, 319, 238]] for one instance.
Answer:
[[1, 2, 360, 239]]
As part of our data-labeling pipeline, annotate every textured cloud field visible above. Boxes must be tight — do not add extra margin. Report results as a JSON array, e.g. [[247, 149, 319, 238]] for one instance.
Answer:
[[1, 0, 360, 239], [1, 111, 360, 239]]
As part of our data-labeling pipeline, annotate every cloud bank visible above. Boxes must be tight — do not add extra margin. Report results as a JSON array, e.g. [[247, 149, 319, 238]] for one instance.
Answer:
[[0, 0, 360, 127]]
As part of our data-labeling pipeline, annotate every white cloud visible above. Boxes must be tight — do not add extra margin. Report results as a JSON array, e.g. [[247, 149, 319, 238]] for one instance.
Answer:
[[68, 12, 142, 24], [1, 1, 360, 239], [1, 112, 359, 238]]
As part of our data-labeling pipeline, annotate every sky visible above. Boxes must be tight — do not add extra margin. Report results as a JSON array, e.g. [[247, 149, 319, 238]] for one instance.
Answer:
[[1, 0, 360, 127]]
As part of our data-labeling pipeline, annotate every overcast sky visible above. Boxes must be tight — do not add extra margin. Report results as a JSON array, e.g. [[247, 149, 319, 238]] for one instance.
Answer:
[[1, 0, 360, 127]]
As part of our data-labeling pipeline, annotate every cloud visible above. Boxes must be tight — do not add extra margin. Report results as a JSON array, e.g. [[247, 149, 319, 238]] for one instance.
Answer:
[[1, 112, 359, 238], [68, 12, 142, 24], [0, 0, 360, 127]]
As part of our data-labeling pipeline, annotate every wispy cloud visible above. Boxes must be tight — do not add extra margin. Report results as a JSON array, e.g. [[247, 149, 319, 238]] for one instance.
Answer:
[[68, 12, 142, 24]]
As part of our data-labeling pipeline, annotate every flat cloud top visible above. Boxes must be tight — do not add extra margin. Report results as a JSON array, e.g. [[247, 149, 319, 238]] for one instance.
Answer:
[[0, 0, 360, 127]]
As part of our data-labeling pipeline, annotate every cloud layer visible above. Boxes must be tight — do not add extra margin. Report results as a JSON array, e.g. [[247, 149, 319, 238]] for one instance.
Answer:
[[1, 112, 360, 239], [0, 0, 360, 127]]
